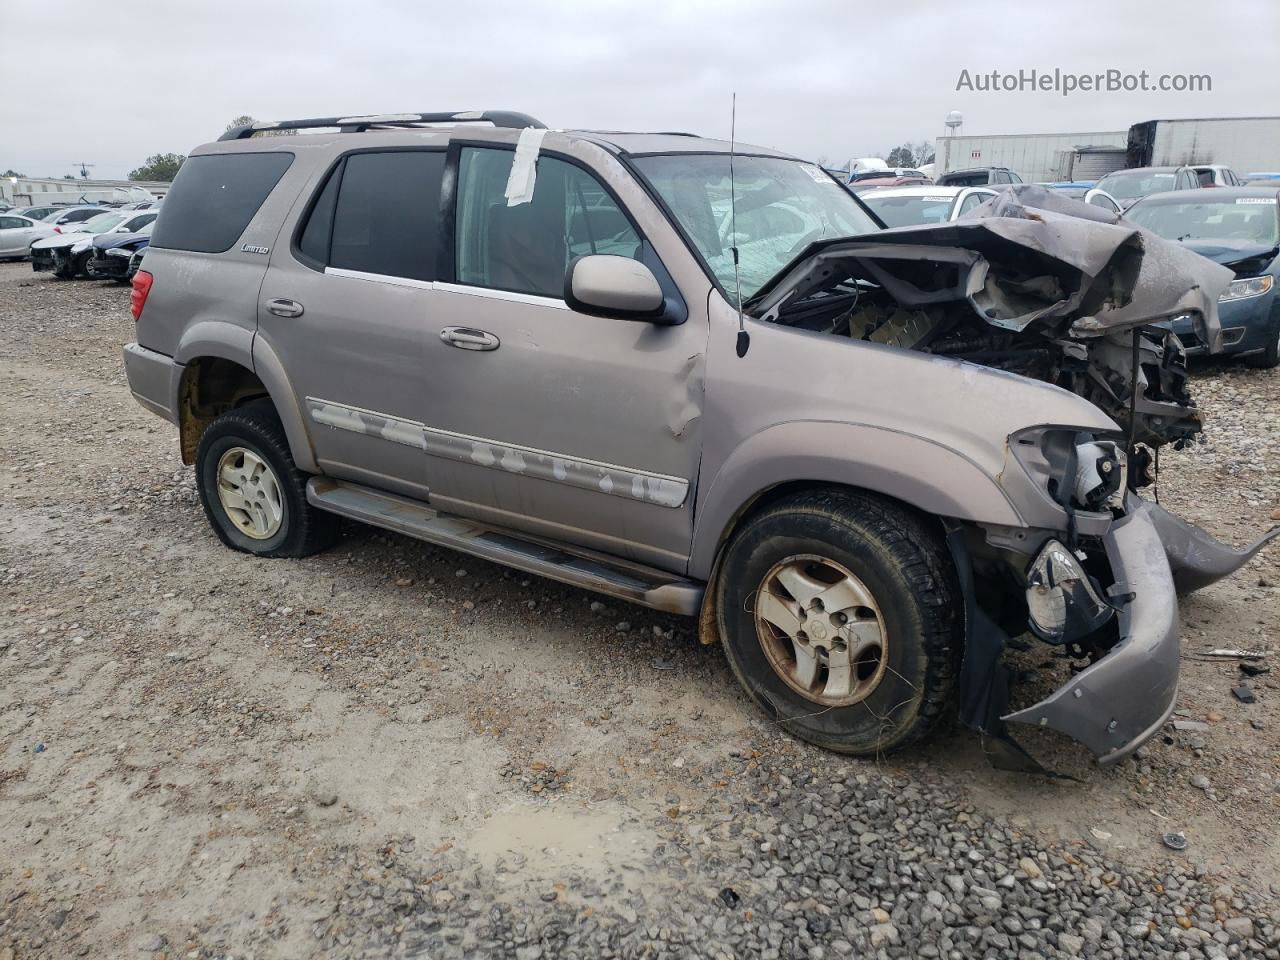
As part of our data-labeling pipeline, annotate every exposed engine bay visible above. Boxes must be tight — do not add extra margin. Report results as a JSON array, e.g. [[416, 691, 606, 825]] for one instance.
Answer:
[[749, 185, 1236, 459]]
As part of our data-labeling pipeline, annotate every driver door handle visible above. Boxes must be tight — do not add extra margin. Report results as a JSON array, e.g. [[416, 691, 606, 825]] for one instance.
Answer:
[[440, 326, 500, 351]]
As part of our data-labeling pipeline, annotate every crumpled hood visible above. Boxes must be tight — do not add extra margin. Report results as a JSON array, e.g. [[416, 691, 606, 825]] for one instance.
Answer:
[[752, 185, 1235, 351]]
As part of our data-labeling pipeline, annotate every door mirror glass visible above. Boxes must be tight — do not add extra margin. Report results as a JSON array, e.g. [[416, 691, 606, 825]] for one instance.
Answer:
[[565, 254, 666, 321]]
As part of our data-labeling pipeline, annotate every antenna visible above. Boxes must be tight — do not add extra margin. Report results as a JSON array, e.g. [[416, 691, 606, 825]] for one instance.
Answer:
[[729, 93, 749, 358]]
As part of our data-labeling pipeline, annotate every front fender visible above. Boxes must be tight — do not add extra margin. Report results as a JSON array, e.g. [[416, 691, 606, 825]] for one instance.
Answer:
[[687, 420, 1024, 579]]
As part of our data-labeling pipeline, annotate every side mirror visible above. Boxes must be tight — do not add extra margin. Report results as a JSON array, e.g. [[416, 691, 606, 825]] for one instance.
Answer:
[[564, 255, 674, 323]]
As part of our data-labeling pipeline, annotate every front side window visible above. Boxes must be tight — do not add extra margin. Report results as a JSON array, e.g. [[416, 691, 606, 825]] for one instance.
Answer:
[[63, 209, 102, 223], [123, 213, 157, 232], [1087, 192, 1120, 214], [0, 216, 26, 229], [958, 191, 990, 216], [632, 153, 877, 300], [297, 150, 445, 281], [82, 213, 125, 232], [455, 147, 642, 298]]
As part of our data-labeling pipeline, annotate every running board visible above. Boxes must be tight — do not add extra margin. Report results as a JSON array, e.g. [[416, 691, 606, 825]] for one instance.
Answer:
[[306, 478, 703, 615]]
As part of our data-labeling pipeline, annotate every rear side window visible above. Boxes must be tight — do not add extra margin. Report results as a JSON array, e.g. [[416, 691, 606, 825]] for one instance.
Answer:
[[296, 150, 444, 281], [152, 152, 293, 253], [62, 209, 102, 224]]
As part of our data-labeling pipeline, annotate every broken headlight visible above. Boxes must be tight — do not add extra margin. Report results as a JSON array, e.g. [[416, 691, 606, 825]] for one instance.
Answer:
[[1025, 539, 1114, 642], [1072, 440, 1126, 511], [1010, 428, 1128, 514]]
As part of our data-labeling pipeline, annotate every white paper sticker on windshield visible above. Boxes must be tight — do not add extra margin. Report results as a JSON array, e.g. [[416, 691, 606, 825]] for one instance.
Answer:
[[920, 196, 954, 203], [800, 164, 834, 183], [1236, 197, 1277, 204]]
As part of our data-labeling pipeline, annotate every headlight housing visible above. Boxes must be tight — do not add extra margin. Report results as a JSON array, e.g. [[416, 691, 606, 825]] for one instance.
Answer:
[[1072, 440, 1126, 511], [1219, 276, 1273, 302], [1010, 427, 1127, 514], [1025, 539, 1114, 642]]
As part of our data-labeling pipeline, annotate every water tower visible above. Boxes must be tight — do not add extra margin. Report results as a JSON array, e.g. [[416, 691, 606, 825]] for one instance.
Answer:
[[942, 111, 964, 173]]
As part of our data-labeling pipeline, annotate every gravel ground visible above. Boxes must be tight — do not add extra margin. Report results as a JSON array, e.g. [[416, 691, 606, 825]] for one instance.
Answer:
[[1, 261, 1278, 959]]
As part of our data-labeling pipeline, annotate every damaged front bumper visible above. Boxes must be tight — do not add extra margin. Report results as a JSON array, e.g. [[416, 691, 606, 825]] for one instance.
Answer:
[[1004, 497, 1178, 764], [966, 495, 1276, 768]]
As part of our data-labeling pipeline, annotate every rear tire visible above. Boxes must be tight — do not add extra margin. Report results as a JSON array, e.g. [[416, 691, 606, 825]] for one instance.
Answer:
[[716, 489, 961, 756], [195, 400, 339, 558]]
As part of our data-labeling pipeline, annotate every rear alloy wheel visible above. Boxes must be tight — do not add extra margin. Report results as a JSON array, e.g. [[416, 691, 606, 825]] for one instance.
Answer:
[[214, 447, 285, 541], [717, 489, 961, 756], [195, 400, 339, 558]]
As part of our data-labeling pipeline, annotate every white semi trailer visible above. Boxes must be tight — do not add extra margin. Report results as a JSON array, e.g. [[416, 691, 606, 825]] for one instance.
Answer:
[[1126, 117, 1280, 177]]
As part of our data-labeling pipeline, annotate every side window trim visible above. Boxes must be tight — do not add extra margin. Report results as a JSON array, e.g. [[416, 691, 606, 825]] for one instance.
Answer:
[[290, 146, 446, 277]]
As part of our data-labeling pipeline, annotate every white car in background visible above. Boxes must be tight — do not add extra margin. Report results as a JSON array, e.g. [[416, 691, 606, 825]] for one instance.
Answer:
[[858, 185, 999, 227], [30, 209, 159, 277], [0, 212, 57, 259]]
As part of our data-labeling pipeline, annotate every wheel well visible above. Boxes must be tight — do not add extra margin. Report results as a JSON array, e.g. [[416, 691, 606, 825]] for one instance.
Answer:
[[695, 479, 955, 646], [177, 357, 271, 464], [716, 480, 949, 558]]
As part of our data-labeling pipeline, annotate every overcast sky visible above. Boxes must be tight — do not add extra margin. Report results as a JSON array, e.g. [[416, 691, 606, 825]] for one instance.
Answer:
[[3, 0, 1278, 179]]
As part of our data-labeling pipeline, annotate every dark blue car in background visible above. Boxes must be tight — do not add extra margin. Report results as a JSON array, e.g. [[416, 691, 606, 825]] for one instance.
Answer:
[[1126, 186, 1280, 368]]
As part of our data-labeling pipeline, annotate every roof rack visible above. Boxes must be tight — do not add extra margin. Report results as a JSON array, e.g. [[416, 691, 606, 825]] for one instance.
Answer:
[[218, 111, 546, 141]]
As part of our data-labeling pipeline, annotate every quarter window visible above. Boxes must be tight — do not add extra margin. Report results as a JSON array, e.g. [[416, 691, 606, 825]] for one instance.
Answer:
[[296, 150, 444, 282], [957, 192, 989, 215], [454, 147, 642, 298], [152, 152, 294, 253]]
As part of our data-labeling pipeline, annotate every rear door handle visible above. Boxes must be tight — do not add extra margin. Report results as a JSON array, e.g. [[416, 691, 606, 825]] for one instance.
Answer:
[[440, 326, 500, 351], [266, 298, 304, 318]]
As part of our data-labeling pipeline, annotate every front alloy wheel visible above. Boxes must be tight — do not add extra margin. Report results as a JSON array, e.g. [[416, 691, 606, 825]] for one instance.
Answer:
[[755, 555, 887, 706], [716, 489, 961, 756]]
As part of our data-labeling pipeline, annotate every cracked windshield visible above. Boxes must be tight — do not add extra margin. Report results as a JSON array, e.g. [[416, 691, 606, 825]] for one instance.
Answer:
[[633, 154, 876, 300]]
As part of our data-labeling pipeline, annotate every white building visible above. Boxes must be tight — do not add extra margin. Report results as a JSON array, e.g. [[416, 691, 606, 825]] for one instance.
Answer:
[[1, 176, 171, 208]]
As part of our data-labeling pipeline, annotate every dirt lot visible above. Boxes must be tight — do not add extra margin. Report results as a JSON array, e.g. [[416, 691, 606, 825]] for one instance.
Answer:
[[1, 260, 1278, 959]]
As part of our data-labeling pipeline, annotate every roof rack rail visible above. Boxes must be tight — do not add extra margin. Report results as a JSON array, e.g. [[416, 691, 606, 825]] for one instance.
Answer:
[[218, 111, 546, 141]]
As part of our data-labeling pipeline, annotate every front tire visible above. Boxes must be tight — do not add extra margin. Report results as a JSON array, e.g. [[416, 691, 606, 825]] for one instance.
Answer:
[[1245, 318, 1279, 369], [195, 401, 339, 558], [716, 489, 961, 756]]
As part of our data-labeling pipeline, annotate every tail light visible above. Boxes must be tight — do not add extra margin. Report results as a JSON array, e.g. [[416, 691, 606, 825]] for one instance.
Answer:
[[130, 270, 154, 321], [53, 226, 62, 233]]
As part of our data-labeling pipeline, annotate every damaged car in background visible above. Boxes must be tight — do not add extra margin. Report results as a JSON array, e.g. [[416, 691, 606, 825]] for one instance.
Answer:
[[86, 220, 154, 282], [122, 117, 1278, 775], [32, 209, 157, 278]]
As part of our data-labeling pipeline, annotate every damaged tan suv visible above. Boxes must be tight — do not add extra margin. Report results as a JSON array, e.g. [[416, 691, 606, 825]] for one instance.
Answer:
[[122, 111, 1278, 770]]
